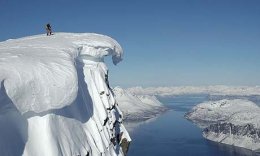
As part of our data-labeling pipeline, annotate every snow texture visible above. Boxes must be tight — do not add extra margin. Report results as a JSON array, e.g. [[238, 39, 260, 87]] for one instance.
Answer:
[[186, 99, 260, 151], [113, 87, 167, 121], [127, 86, 260, 96], [0, 33, 130, 156]]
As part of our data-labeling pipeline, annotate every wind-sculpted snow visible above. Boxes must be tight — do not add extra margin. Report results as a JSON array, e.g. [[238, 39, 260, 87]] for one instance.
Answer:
[[186, 99, 260, 152], [113, 87, 167, 121], [0, 33, 123, 113], [0, 33, 129, 156]]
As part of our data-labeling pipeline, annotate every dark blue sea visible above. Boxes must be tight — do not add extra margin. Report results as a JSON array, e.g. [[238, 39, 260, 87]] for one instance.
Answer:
[[127, 95, 260, 156]]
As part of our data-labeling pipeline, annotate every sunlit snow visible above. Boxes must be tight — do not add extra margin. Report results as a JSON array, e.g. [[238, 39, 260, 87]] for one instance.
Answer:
[[0, 33, 130, 156]]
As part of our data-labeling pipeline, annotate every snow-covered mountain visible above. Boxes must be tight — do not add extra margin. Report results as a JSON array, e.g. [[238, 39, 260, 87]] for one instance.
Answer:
[[186, 99, 260, 151], [127, 86, 260, 96], [0, 33, 130, 156], [113, 87, 167, 121]]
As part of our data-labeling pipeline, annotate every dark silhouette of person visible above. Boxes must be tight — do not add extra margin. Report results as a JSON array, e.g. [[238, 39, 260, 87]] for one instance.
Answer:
[[46, 23, 52, 36]]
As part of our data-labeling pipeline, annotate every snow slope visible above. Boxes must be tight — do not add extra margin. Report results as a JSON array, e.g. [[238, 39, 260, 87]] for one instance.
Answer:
[[127, 86, 260, 96], [113, 87, 167, 121], [0, 33, 130, 156], [186, 99, 260, 151]]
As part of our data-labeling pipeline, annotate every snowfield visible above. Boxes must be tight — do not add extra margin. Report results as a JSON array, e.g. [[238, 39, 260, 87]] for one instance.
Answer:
[[113, 87, 167, 121], [127, 86, 260, 96], [186, 99, 260, 152], [0, 33, 130, 156]]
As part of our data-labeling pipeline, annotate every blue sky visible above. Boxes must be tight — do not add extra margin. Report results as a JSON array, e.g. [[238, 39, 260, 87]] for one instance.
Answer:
[[1, 0, 260, 87]]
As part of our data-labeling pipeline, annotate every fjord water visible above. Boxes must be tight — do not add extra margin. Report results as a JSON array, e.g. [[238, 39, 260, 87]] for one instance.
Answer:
[[127, 95, 259, 156]]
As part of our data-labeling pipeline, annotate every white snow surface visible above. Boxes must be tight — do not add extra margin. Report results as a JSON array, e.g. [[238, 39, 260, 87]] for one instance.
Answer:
[[0, 33, 123, 113], [113, 87, 166, 121], [127, 86, 260, 96], [0, 33, 130, 156], [186, 99, 260, 151], [186, 99, 260, 128]]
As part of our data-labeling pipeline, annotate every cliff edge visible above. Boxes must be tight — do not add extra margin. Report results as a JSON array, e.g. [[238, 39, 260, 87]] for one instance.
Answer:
[[0, 33, 130, 156]]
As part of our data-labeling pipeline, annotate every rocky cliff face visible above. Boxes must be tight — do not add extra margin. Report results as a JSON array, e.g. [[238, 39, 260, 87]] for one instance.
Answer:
[[204, 123, 260, 138], [203, 122, 260, 151]]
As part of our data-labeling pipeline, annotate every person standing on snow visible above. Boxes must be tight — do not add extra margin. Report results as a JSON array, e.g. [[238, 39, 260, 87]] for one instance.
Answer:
[[46, 23, 52, 36]]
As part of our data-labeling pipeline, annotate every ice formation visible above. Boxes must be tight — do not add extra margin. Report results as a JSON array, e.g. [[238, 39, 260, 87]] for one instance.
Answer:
[[0, 33, 130, 156]]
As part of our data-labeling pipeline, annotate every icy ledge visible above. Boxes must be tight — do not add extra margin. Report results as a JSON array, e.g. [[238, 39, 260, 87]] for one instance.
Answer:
[[0, 33, 130, 156], [185, 99, 260, 152]]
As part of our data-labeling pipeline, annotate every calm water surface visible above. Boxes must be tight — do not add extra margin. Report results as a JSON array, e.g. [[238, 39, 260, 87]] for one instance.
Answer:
[[127, 95, 260, 156]]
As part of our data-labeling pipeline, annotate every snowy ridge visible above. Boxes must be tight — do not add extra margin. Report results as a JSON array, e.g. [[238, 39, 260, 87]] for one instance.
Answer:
[[0, 33, 123, 113], [0, 33, 130, 156], [113, 87, 167, 121], [127, 86, 260, 96], [186, 99, 260, 151]]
